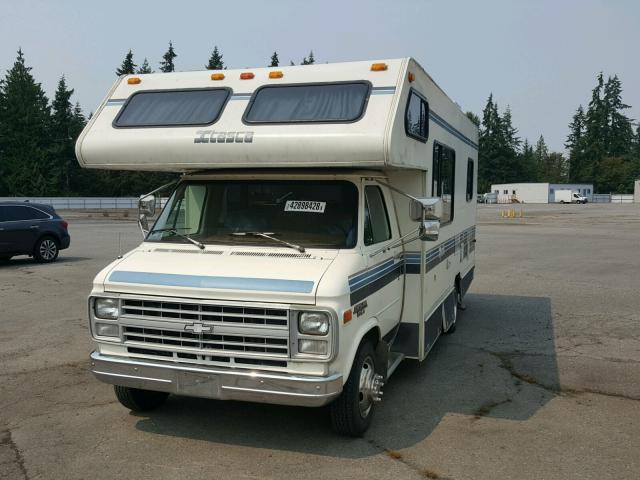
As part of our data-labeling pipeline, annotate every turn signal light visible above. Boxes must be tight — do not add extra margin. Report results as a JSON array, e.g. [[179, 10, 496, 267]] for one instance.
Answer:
[[269, 71, 284, 79], [240, 72, 255, 80], [370, 63, 388, 71], [408, 72, 416, 82], [211, 73, 225, 80], [127, 77, 141, 85], [343, 309, 353, 324]]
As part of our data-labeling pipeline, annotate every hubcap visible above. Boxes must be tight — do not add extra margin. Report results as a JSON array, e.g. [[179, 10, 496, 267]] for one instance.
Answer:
[[358, 355, 384, 418], [40, 240, 57, 260]]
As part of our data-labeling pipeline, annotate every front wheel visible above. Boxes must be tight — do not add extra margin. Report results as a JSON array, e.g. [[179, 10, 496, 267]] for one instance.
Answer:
[[114, 385, 169, 412], [330, 339, 383, 437]]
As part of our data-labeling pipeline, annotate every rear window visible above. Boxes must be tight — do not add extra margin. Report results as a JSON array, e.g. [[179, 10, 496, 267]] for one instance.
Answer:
[[114, 88, 231, 127], [243, 82, 370, 124]]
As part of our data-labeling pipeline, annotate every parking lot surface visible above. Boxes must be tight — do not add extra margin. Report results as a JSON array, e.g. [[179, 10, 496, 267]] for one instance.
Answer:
[[1, 204, 639, 480]]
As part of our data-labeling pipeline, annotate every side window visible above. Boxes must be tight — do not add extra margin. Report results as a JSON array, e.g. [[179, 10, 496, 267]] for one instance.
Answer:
[[466, 158, 474, 202], [432, 143, 455, 224], [364, 186, 391, 246], [21, 207, 49, 220], [404, 90, 429, 142], [0, 206, 37, 221]]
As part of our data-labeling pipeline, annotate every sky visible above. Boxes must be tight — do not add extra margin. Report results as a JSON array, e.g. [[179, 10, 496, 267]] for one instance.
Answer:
[[0, 0, 638, 152]]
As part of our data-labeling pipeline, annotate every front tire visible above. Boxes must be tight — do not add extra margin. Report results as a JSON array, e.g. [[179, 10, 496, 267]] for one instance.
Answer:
[[33, 236, 59, 263], [114, 385, 169, 412], [330, 339, 382, 437]]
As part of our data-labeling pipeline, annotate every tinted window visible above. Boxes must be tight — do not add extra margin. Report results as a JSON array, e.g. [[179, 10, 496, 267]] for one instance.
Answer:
[[244, 82, 370, 123], [405, 90, 429, 142], [114, 89, 230, 127], [364, 186, 391, 246], [433, 143, 455, 224], [0, 206, 49, 221], [466, 159, 475, 202]]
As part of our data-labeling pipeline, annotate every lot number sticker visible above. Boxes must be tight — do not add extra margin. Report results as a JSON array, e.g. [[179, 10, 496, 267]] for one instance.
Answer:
[[284, 200, 326, 213]]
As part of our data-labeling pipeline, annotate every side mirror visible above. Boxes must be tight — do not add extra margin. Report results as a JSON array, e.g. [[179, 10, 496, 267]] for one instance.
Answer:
[[139, 194, 156, 217], [410, 197, 443, 221], [419, 220, 440, 242]]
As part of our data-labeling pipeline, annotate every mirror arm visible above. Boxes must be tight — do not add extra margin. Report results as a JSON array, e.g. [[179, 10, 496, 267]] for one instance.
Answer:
[[369, 227, 421, 257], [373, 179, 423, 203]]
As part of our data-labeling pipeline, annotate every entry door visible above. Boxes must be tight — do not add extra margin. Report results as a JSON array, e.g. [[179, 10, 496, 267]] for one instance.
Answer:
[[360, 184, 404, 336]]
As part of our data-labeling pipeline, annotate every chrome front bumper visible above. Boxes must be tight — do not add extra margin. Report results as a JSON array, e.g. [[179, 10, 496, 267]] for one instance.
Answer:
[[90, 351, 343, 407]]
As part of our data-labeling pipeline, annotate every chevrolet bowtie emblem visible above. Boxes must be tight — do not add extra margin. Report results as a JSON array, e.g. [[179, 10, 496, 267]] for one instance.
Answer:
[[184, 323, 213, 334]]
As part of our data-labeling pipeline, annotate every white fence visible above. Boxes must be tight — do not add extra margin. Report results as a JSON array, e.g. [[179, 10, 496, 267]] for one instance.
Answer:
[[0, 197, 140, 209]]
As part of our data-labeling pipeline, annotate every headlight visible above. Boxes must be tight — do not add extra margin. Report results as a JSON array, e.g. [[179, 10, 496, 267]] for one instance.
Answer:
[[94, 298, 119, 320], [298, 311, 330, 336]]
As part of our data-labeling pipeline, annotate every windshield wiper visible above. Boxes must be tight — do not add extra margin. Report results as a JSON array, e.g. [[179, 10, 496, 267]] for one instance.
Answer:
[[151, 227, 205, 250], [231, 232, 306, 253]]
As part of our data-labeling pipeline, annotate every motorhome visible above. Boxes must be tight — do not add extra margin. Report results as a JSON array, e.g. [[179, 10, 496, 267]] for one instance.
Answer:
[[76, 58, 478, 436]]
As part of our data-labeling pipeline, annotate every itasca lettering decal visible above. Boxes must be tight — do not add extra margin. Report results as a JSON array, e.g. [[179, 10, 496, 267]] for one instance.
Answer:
[[194, 130, 254, 144]]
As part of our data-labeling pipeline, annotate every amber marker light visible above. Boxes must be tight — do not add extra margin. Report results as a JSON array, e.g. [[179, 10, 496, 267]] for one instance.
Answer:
[[127, 77, 141, 85], [269, 71, 284, 79], [370, 63, 388, 71], [343, 309, 353, 324], [240, 72, 255, 80], [211, 73, 225, 80], [408, 72, 416, 82]]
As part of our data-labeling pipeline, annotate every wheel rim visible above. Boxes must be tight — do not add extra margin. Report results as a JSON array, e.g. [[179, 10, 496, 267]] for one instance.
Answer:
[[39, 240, 57, 260], [358, 355, 383, 418]]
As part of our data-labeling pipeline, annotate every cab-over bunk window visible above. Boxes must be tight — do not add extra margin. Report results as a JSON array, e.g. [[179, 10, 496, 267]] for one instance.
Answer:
[[243, 82, 371, 124], [433, 143, 455, 224], [114, 88, 231, 127], [405, 89, 429, 142]]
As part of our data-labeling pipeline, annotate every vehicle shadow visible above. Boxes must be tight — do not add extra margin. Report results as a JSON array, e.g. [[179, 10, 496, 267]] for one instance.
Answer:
[[134, 293, 558, 457], [0, 256, 90, 267]]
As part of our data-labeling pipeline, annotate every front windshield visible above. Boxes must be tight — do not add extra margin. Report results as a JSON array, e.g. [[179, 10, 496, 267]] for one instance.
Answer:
[[147, 180, 359, 249]]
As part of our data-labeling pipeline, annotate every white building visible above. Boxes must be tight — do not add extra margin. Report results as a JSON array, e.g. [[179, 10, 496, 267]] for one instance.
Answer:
[[490, 183, 594, 203]]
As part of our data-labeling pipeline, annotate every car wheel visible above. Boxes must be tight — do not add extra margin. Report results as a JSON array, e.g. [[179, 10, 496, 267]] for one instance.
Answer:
[[330, 338, 382, 437], [33, 236, 59, 263], [114, 385, 169, 412]]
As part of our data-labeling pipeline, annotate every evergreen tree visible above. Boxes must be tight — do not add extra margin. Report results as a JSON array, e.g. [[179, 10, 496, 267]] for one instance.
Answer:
[[533, 135, 549, 180], [289, 60, 295, 66], [0, 49, 52, 195], [269, 51, 279, 67], [566, 105, 587, 181], [520, 139, 537, 181], [50, 76, 77, 193], [465, 111, 480, 127], [116, 49, 137, 76], [137, 58, 153, 74], [583, 72, 606, 181], [301, 51, 315, 65], [159, 41, 177, 72], [603, 75, 634, 156], [205, 46, 224, 70]]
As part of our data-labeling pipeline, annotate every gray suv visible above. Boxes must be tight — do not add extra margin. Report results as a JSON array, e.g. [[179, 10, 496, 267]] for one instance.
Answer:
[[0, 202, 71, 263]]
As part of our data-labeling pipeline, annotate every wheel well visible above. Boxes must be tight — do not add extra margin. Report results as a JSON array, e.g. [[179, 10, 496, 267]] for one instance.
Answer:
[[360, 326, 380, 350]]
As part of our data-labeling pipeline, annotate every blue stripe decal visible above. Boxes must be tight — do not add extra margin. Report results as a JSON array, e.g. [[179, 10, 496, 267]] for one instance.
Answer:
[[106, 99, 126, 106], [349, 259, 395, 286], [230, 94, 252, 101], [109, 271, 314, 293], [429, 110, 479, 150], [350, 261, 401, 290]]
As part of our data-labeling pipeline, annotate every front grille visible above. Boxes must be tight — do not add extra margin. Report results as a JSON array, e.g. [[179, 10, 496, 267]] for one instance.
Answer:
[[121, 299, 288, 328], [123, 326, 289, 356]]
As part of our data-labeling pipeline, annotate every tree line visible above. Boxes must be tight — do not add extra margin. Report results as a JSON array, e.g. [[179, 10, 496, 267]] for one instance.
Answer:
[[472, 73, 640, 193]]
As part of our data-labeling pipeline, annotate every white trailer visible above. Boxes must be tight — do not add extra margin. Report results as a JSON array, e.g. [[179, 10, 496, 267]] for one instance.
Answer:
[[77, 58, 478, 436]]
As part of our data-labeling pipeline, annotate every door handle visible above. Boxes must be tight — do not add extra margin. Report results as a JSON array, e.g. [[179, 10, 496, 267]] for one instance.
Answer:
[[30, 225, 40, 229]]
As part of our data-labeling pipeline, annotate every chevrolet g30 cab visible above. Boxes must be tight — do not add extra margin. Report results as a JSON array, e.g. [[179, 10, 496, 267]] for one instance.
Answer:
[[76, 58, 478, 436]]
